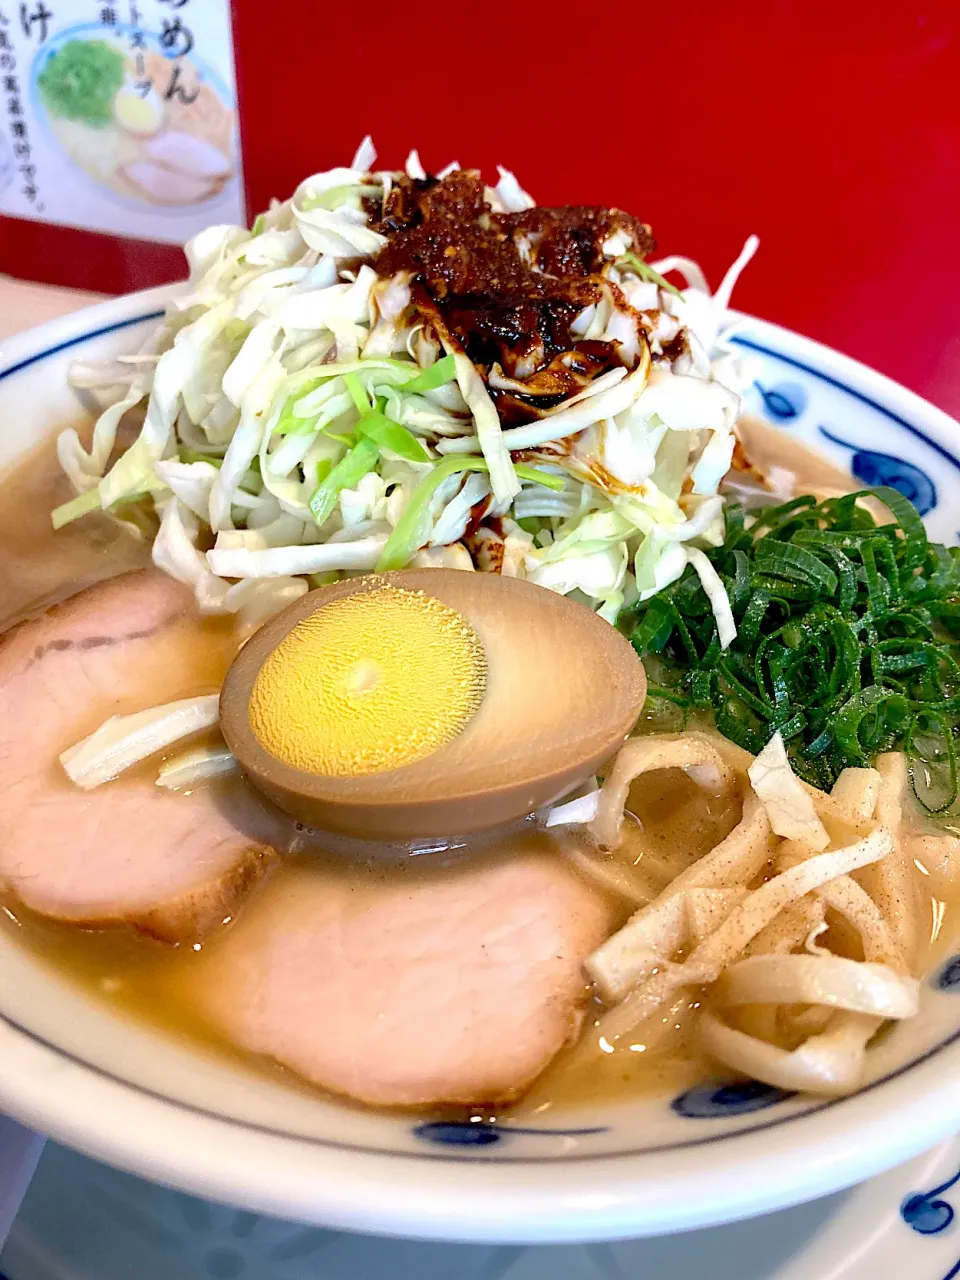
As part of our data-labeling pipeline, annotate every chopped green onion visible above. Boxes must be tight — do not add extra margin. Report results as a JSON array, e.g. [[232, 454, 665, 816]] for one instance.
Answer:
[[616, 250, 684, 299], [404, 355, 458, 394], [273, 378, 325, 435], [308, 438, 380, 527], [250, 213, 265, 236], [376, 457, 562, 572], [907, 711, 959, 813], [376, 458, 491, 571], [356, 410, 430, 462], [51, 487, 102, 529], [343, 372, 371, 417], [177, 448, 223, 467], [300, 183, 379, 212], [223, 318, 251, 346], [515, 465, 564, 491], [51, 484, 154, 530], [626, 488, 960, 811]]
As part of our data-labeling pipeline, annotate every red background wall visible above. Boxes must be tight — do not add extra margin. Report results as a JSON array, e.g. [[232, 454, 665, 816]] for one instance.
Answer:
[[5, 1, 960, 415]]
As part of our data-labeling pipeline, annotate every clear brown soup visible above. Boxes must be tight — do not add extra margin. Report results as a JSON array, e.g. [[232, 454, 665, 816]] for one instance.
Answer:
[[0, 427, 955, 1119]]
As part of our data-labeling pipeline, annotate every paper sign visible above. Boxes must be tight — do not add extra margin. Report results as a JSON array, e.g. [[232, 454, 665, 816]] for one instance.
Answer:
[[0, 1, 245, 244]]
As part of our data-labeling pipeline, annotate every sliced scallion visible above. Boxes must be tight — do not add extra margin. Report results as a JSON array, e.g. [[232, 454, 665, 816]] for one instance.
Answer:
[[625, 488, 960, 811], [403, 354, 457, 393], [308, 438, 380, 527], [356, 410, 430, 463], [616, 250, 684, 299]]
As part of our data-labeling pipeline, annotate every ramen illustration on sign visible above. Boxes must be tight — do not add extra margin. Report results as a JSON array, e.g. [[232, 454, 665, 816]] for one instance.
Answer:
[[33, 31, 236, 208]]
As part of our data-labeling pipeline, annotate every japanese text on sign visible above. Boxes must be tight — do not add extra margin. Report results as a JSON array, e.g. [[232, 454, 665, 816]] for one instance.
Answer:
[[0, 0, 243, 244]]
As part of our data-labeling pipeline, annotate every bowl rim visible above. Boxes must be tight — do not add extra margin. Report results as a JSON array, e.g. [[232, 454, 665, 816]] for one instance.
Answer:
[[3, 285, 960, 1243]]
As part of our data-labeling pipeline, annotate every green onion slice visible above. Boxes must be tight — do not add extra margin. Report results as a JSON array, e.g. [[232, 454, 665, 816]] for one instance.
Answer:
[[625, 487, 960, 810]]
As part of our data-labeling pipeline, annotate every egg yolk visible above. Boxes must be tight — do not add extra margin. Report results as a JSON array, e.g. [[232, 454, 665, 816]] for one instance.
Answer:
[[113, 84, 163, 136], [249, 585, 487, 777]]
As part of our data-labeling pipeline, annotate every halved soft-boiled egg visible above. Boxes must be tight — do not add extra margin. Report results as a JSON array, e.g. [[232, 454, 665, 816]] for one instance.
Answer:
[[113, 82, 164, 137], [220, 570, 646, 839]]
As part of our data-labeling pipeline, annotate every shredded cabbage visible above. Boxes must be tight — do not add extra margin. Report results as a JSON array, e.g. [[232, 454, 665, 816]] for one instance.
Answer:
[[60, 695, 220, 790], [749, 731, 830, 850], [55, 142, 758, 627], [542, 786, 601, 828], [156, 745, 237, 790]]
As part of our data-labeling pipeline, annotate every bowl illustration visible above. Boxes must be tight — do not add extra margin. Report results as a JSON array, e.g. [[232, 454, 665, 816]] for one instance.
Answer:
[[31, 24, 237, 209]]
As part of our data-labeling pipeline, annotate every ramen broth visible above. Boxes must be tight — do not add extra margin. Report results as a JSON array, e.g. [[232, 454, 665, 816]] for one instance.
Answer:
[[3, 750, 741, 1113], [0, 436, 149, 629], [0, 427, 957, 1116]]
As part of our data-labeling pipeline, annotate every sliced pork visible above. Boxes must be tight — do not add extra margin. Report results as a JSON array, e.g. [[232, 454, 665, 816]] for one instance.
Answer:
[[194, 854, 615, 1107], [119, 162, 221, 205], [145, 132, 232, 180], [0, 571, 278, 941]]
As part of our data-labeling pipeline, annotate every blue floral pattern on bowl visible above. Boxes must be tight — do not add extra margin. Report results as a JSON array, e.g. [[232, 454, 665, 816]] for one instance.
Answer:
[[753, 379, 808, 421], [671, 1081, 794, 1119], [902, 1165, 960, 1280], [414, 1121, 608, 1147], [818, 426, 937, 513], [744, 342, 941, 517], [936, 957, 960, 993]]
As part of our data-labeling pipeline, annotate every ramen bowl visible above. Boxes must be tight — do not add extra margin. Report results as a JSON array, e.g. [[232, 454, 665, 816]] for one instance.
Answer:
[[2, 287, 960, 1243]]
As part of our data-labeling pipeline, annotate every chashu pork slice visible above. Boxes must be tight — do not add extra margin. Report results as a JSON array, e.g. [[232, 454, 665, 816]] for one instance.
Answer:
[[0, 570, 278, 941], [194, 855, 615, 1107]]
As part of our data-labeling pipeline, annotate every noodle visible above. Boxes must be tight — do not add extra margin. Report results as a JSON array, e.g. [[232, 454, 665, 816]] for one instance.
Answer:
[[856, 753, 921, 967], [588, 885, 747, 1002], [579, 729, 929, 1097], [558, 838, 659, 908], [743, 895, 825, 958], [589, 733, 734, 849], [588, 790, 773, 1001], [830, 767, 883, 822], [717, 954, 918, 1019], [816, 876, 904, 969], [698, 1011, 883, 1095]]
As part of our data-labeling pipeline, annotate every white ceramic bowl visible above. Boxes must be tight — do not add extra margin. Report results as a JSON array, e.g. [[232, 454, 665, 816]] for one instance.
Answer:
[[2, 288, 960, 1244]]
